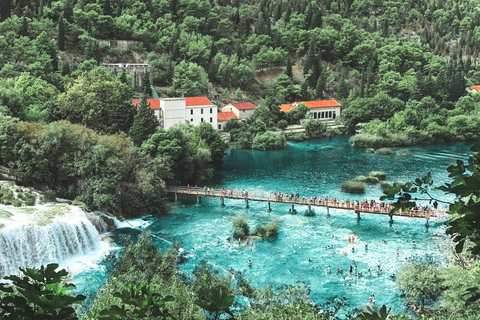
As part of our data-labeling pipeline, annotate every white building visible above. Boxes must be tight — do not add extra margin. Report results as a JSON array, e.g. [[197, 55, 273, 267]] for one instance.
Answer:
[[132, 96, 218, 130], [279, 99, 341, 120]]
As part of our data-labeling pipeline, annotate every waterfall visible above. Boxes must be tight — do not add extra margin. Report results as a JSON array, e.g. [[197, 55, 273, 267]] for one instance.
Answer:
[[0, 208, 102, 278]]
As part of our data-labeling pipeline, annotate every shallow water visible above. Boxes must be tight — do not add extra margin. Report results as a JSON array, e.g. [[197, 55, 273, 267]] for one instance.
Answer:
[[74, 135, 474, 316]]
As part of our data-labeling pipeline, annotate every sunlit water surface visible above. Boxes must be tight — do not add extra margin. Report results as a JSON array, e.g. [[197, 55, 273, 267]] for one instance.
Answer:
[[73, 135, 474, 316]]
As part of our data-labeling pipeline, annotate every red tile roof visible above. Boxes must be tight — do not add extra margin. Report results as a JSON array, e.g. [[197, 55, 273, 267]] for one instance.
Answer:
[[131, 98, 161, 109], [185, 96, 213, 106], [231, 102, 256, 110], [296, 99, 341, 109], [280, 104, 295, 112], [217, 112, 240, 122], [472, 85, 480, 91]]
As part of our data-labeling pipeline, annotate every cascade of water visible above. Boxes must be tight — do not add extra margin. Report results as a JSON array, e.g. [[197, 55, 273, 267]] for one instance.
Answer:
[[0, 210, 102, 278]]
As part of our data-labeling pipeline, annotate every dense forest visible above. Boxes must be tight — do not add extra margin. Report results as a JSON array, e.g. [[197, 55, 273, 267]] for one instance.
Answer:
[[2, 1, 480, 319]]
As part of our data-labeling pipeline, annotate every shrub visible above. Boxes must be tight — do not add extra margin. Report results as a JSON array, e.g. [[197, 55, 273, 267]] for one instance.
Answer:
[[23, 193, 36, 206], [380, 181, 393, 191], [252, 221, 280, 238], [340, 181, 366, 194], [233, 216, 249, 239], [42, 190, 57, 203], [252, 131, 286, 150], [377, 148, 392, 155], [369, 171, 387, 180], [277, 119, 288, 130], [0, 188, 14, 205]]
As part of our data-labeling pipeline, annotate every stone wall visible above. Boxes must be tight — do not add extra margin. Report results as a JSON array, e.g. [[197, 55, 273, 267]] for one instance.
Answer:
[[96, 40, 142, 52]]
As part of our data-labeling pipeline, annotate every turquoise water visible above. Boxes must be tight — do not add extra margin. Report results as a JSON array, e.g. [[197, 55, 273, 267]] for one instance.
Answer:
[[74, 135, 474, 316]]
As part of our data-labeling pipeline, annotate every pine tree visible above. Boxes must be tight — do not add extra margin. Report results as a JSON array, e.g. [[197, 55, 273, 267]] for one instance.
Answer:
[[360, 66, 365, 98], [20, 16, 29, 37], [316, 69, 327, 99], [103, 0, 112, 16], [142, 70, 151, 97], [365, 60, 375, 96], [119, 69, 129, 85], [58, 17, 65, 51], [300, 81, 310, 101], [235, 88, 243, 100], [129, 96, 160, 146], [303, 37, 316, 78], [286, 56, 293, 79], [336, 79, 349, 100], [311, 10, 323, 29]]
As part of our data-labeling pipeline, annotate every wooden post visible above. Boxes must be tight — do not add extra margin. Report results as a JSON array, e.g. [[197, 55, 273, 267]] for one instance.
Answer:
[[245, 199, 249, 209], [425, 218, 430, 229], [326, 206, 330, 217], [197, 195, 201, 204], [356, 210, 361, 221], [174, 193, 178, 202], [267, 201, 272, 212], [220, 197, 225, 207], [389, 215, 394, 225]]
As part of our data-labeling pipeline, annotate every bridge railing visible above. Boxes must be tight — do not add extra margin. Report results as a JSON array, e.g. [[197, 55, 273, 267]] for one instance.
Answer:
[[166, 186, 441, 218]]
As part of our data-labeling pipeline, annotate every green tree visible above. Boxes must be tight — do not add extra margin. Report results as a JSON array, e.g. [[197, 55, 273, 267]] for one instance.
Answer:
[[129, 96, 160, 146], [397, 263, 443, 312], [57, 67, 134, 134], [171, 61, 210, 96], [58, 17, 65, 51], [286, 55, 293, 79]]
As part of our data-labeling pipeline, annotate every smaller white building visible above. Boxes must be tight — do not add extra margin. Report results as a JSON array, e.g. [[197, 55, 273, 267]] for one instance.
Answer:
[[221, 102, 256, 120], [217, 112, 240, 131], [132, 96, 218, 130]]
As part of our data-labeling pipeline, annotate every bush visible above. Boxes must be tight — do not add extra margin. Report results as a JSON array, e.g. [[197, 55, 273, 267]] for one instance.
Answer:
[[369, 171, 387, 180], [252, 131, 286, 150], [277, 119, 288, 130], [377, 148, 392, 155], [340, 181, 366, 194], [23, 193, 36, 206], [380, 181, 393, 191], [252, 221, 280, 238], [0, 188, 14, 205], [41, 190, 57, 203], [233, 216, 249, 239]]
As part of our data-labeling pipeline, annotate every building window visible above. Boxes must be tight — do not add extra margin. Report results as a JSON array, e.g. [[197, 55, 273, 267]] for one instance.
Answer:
[[210, 108, 212, 113], [190, 109, 193, 115], [329, 111, 332, 118], [321, 112, 325, 119], [218, 124, 222, 130], [333, 111, 336, 119], [201, 109, 203, 114], [210, 117, 213, 123], [191, 119, 193, 122], [201, 118, 204, 122], [313, 112, 317, 119], [242, 110, 245, 113]]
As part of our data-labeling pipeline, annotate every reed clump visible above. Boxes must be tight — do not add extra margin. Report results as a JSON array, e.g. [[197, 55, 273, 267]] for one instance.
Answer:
[[340, 181, 366, 194]]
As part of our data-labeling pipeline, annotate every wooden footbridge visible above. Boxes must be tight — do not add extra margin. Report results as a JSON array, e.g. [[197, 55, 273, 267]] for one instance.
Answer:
[[167, 186, 443, 225]]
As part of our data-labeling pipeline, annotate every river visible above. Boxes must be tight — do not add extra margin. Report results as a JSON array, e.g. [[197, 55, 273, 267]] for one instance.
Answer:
[[73, 135, 474, 316]]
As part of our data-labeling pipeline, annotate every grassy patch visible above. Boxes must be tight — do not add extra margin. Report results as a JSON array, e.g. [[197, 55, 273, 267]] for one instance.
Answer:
[[377, 148, 392, 155], [340, 181, 366, 194], [369, 171, 387, 180], [0, 209, 13, 219]]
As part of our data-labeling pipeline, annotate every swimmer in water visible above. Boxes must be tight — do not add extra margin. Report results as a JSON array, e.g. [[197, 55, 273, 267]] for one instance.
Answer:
[[365, 241, 368, 249], [248, 260, 252, 267], [327, 266, 331, 273], [308, 258, 312, 262], [397, 248, 399, 255]]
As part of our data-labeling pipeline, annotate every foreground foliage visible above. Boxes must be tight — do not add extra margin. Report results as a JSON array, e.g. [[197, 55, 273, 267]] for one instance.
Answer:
[[0, 263, 85, 320]]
